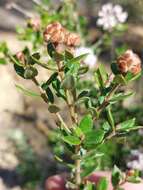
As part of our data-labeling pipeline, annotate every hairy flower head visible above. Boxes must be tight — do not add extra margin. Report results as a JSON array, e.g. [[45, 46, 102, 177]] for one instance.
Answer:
[[117, 50, 141, 75]]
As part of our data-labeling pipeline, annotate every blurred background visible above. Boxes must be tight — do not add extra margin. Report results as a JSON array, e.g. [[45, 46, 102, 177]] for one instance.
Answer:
[[0, 0, 143, 190]]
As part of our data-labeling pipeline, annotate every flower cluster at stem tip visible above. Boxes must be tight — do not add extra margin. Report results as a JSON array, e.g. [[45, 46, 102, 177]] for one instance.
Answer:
[[97, 3, 128, 30], [43, 22, 80, 53], [117, 50, 142, 75]]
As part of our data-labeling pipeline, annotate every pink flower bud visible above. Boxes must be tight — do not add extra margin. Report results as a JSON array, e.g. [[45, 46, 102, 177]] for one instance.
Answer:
[[126, 170, 135, 177], [45, 175, 66, 190], [16, 51, 25, 64], [27, 17, 41, 31], [117, 50, 142, 75]]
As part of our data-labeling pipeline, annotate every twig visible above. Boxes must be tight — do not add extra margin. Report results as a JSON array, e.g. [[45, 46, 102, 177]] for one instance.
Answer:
[[56, 113, 71, 133], [56, 58, 81, 186]]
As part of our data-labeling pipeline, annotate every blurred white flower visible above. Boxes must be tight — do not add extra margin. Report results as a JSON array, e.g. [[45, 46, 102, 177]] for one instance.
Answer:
[[97, 3, 128, 30], [75, 47, 97, 68], [138, 129, 143, 135], [127, 150, 143, 171], [114, 5, 128, 23]]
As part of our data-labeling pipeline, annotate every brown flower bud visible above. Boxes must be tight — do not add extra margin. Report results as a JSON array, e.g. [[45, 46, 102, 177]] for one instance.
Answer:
[[64, 32, 80, 46], [27, 17, 40, 31], [117, 50, 142, 75], [16, 51, 25, 64], [126, 170, 135, 177], [43, 22, 65, 43]]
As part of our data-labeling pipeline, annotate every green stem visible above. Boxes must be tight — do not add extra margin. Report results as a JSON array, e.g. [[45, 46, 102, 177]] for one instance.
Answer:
[[56, 113, 71, 134], [55, 58, 81, 187]]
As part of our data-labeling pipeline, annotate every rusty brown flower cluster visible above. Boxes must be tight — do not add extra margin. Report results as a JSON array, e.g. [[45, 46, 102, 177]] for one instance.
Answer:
[[117, 50, 142, 75], [43, 22, 80, 53]]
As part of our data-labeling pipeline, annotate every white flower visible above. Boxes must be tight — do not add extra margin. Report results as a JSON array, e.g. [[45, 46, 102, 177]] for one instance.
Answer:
[[114, 5, 128, 23], [75, 47, 97, 68], [97, 3, 128, 30], [127, 149, 143, 171]]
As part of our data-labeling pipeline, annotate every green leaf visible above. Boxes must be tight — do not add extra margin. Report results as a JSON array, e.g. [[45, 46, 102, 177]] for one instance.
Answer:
[[75, 97, 90, 106], [81, 165, 97, 178], [79, 114, 93, 134], [32, 52, 40, 60], [102, 121, 111, 132], [65, 50, 74, 60], [62, 135, 81, 145], [47, 42, 56, 58], [12, 55, 23, 66], [113, 74, 127, 85], [94, 72, 101, 88], [70, 53, 88, 63], [111, 165, 122, 187], [116, 118, 136, 132], [22, 47, 30, 57], [78, 66, 89, 75], [109, 92, 134, 104], [42, 72, 58, 90], [28, 52, 40, 65], [83, 151, 104, 162], [97, 177, 108, 190], [115, 45, 128, 56], [95, 64, 108, 88], [61, 75, 75, 90], [15, 84, 40, 97], [98, 64, 108, 84], [111, 63, 120, 75], [48, 104, 60, 113], [54, 155, 63, 162], [78, 90, 89, 99], [54, 52, 64, 62], [67, 62, 80, 75], [125, 72, 141, 82], [84, 129, 105, 148], [52, 79, 66, 100], [45, 87, 54, 103], [99, 96, 105, 104], [0, 42, 8, 54], [127, 176, 141, 183], [14, 64, 25, 78], [0, 58, 7, 64], [46, 72, 58, 85], [74, 127, 83, 137], [106, 106, 114, 129]]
